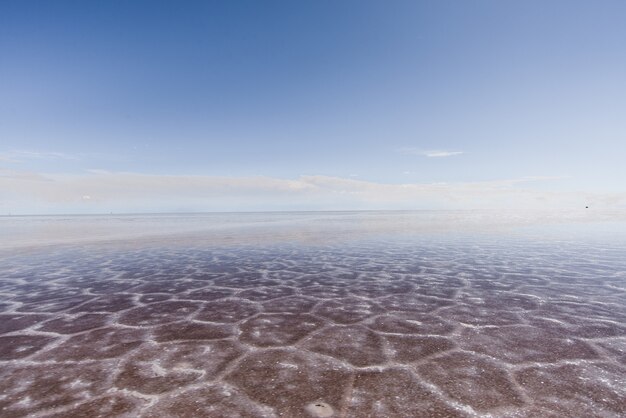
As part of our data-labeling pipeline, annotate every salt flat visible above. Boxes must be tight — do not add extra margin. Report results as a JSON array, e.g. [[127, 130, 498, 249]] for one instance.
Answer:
[[0, 211, 624, 417]]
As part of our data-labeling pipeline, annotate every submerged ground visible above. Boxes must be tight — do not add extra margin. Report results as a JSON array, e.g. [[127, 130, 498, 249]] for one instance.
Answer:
[[0, 211, 625, 417]]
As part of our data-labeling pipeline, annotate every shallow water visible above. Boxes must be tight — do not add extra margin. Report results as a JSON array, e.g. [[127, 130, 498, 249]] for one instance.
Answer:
[[0, 211, 625, 417]]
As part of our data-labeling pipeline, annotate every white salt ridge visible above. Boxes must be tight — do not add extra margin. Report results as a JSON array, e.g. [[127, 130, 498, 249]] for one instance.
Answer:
[[0, 224, 625, 417]]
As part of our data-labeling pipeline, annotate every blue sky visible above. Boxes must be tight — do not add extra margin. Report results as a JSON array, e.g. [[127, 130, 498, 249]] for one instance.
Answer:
[[1, 1, 625, 213]]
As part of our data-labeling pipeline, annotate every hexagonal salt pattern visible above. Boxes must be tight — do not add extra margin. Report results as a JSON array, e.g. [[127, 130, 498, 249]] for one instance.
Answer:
[[0, 234, 625, 417]]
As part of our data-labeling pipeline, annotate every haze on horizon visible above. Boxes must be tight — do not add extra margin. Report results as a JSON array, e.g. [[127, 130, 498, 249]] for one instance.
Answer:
[[1, 1, 625, 214]]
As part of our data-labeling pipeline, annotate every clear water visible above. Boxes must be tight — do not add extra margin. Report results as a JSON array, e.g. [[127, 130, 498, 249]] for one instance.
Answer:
[[0, 211, 625, 417]]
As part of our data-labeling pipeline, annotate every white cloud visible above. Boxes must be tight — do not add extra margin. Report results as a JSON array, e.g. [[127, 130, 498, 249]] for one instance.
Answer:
[[0, 170, 623, 214], [423, 150, 464, 158], [0, 150, 79, 163], [398, 148, 464, 158]]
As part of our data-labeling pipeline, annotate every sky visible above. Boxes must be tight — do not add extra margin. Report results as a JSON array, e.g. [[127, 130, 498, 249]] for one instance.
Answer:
[[1, 0, 625, 214]]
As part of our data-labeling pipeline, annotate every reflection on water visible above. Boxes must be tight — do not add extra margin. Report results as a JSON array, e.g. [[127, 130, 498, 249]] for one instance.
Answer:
[[0, 212, 625, 417], [2, 209, 626, 250]]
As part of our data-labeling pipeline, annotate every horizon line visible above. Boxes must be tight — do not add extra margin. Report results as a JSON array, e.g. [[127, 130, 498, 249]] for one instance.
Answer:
[[0, 207, 601, 218]]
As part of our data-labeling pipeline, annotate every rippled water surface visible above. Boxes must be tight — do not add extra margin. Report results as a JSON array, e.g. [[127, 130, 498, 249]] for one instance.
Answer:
[[0, 212, 625, 417]]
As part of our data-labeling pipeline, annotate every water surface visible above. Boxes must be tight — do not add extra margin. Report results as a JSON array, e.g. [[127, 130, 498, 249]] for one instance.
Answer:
[[0, 211, 625, 417]]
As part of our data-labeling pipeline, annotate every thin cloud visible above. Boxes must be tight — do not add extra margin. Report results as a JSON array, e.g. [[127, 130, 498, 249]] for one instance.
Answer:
[[0, 150, 79, 163], [1, 170, 621, 214], [398, 148, 465, 158], [424, 150, 464, 158]]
